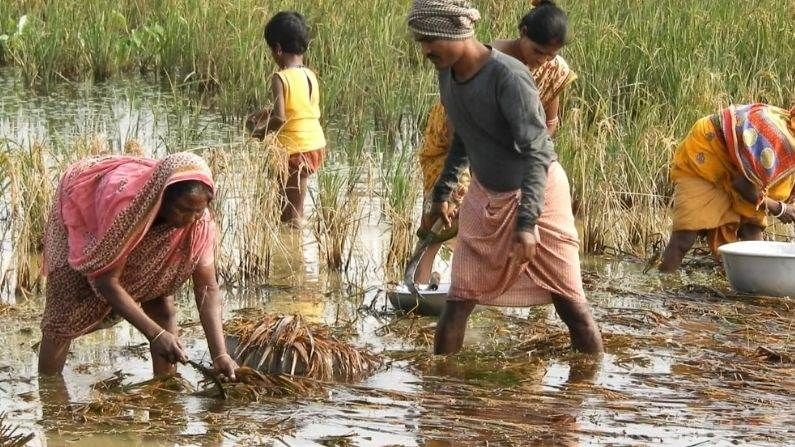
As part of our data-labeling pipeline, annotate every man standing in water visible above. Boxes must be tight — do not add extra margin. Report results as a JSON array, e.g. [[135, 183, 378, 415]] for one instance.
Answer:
[[407, 0, 603, 354]]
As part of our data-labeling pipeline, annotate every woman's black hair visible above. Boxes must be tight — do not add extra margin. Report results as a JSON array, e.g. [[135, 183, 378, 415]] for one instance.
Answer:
[[263, 11, 310, 54], [163, 180, 213, 204], [519, 1, 569, 46]]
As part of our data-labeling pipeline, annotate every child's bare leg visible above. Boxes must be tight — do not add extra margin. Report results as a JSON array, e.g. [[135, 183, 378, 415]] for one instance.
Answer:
[[280, 168, 310, 225], [38, 335, 72, 375], [142, 295, 178, 376], [552, 295, 604, 354], [296, 172, 309, 220], [280, 168, 301, 224], [659, 230, 698, 272], [434, 300, 476, 355], [415, 242, 442, 284]]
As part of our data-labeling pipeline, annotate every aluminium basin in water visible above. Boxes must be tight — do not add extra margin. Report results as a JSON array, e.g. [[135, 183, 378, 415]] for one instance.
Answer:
[[387, 283, 449, 316], [718, 241, 795, 297]]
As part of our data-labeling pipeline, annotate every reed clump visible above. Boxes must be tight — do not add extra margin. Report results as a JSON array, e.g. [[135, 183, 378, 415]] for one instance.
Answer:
[[3, 141, 53, 293], [379, 148, 421, 280], [310, 162, 364, 272]]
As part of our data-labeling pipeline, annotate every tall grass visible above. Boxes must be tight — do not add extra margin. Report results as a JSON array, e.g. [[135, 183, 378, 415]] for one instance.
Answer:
[[0, 0, 792, 254], [311, 162, 364, 272], [0, 134, 121, 294], [378, 143, 420, 280], [204, 139, 287, 286]]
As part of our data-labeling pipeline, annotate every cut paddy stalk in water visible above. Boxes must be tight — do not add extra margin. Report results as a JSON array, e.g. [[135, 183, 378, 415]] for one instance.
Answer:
[[225, 311, 382, 381], [0, 412, 33, 447]]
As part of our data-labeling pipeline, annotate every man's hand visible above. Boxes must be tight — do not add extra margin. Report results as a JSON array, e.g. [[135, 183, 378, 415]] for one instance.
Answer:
[[422, 201, 455, 232], [512, 230, 538, 264]]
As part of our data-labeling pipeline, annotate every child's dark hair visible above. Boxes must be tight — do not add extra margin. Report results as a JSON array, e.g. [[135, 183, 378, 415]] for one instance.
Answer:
[[264, 11, 310, 54], [519, 1, 568, 46]]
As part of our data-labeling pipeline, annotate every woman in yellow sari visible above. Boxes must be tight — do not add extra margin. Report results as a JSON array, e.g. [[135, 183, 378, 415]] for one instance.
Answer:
[[660, 104, 795, 272], [416, 0, 577, 283]]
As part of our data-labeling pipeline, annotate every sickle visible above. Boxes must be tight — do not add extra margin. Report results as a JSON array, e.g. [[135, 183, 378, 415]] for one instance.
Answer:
[[402, 219, 459, 312]]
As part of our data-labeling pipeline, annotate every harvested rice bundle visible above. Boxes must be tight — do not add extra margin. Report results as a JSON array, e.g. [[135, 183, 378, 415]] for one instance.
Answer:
[[226, 313, 382, 381], [198, 366, 324, 401]]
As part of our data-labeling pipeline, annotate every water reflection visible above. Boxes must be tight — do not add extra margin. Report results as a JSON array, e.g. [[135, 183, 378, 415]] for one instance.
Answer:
[[0, 67, 240, 154]]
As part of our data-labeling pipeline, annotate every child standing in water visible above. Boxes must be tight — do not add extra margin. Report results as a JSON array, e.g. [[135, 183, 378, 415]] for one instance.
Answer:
[[249, 11, 326, 225]]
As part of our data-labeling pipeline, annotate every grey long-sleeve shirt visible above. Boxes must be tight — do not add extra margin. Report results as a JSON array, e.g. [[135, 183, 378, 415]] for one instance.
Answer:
[[431, 49, 557, 231]]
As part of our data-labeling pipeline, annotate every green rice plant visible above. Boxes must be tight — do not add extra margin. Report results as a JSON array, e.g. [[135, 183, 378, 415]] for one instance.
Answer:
[[203, 138, 287, 286], [1, 0, 792, 256], [310, 150, 365, 271], [377, 140, 421, 280]]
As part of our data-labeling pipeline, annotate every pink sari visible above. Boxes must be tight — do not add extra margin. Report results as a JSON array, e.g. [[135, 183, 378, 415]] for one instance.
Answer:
[[41, 153, 216, 341]]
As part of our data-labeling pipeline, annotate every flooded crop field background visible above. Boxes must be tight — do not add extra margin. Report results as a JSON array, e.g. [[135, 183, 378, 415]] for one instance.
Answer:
[[0, 69, 793, 446]]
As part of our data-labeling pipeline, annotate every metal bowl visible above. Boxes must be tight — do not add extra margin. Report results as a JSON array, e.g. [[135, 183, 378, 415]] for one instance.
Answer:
[[386, 283, 449, 316], [718, 241, 795, 297]]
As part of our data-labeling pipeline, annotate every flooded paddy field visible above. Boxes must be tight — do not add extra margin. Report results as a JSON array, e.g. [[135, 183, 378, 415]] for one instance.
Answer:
[[0, 67, 793, 446], [1, 252, 793, 446]]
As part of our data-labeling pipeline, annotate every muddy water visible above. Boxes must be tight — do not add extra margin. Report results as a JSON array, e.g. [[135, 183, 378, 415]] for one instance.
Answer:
[[1, 71, 794, 446]]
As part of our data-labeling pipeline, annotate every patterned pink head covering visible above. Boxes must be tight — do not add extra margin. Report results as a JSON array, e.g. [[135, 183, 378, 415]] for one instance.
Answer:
[[44, 152, 215, 278]]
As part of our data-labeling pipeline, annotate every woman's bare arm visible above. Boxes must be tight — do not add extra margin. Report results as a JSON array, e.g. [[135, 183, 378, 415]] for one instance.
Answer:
[[193, 261, 237, 379], [94, 266, 188, 364], [544, 96, 561, 136]]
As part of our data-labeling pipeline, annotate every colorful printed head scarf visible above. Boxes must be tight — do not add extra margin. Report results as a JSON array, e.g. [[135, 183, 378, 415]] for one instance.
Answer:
[[721, 103, 795, 190]]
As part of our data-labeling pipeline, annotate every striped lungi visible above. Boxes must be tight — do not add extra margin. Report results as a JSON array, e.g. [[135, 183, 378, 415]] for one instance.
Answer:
[[449, 161, 586, 306]]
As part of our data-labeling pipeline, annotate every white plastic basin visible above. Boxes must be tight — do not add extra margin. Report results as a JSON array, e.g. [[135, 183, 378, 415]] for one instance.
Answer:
[[718, 241, 795, 297]]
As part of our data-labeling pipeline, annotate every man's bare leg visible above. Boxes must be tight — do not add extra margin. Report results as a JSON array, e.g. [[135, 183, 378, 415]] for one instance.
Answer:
[[552, 295, 603, 354], [659, 230, 698, 272], [434, 300, 476, 355]]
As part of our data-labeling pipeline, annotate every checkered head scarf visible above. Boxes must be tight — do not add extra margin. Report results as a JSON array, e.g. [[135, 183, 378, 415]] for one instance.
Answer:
[[407, 0, 481, 40]]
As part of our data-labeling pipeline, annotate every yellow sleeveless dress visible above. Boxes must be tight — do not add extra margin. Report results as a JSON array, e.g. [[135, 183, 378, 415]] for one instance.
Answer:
[[274, 67, 327, 154]]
